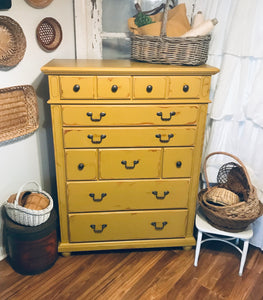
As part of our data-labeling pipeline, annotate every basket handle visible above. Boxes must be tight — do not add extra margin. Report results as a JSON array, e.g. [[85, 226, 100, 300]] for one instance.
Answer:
[[160, 0, 170, 38], [15, 181, 42, 206], [203, 151, 253, 191]]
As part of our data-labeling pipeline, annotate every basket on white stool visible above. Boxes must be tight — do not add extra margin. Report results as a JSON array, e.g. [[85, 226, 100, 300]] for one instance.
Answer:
[[4, 181, 53, 227]]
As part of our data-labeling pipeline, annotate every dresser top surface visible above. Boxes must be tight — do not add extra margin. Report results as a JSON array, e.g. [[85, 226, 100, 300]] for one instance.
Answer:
[[41, 59, 219, 76]]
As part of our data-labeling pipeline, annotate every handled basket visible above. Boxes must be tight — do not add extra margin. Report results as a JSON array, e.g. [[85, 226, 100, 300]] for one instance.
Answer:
[[130, 0, 211, 65], [199, 152, 263, 232], [5, 181, 53, 227]]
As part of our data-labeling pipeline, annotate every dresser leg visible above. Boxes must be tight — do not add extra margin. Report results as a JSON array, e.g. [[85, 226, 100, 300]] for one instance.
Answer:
[[183, 246, 192, 251], [61, 252, 71, 257]]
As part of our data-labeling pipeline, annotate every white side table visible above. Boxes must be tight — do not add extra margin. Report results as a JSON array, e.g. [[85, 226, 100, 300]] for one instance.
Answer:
[[194, 208, 253, 276]]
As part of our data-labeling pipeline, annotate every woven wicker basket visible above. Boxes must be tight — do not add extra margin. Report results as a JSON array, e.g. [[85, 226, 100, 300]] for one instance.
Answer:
[[199, 152, 263, 232], [130, 0, 211, 65], [0, 85, 39, 144], [5, 182, 53, 227], [0, 16, 26, 68]]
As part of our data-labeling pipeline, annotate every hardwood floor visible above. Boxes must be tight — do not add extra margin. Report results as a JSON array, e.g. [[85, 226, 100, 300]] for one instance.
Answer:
[[0, 241, 263, 300]]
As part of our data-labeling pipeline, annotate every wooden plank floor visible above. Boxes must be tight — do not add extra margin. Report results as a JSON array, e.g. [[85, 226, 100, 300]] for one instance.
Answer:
[[0, 241, 262, 300]]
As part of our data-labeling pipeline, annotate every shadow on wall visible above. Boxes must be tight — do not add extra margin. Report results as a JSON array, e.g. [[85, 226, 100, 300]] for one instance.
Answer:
[[33, 73, 58, 210]]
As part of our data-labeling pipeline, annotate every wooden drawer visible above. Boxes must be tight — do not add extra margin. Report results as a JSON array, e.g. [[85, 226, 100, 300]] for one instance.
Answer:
[[133, 76, 167, 99], [67, 179, 190, 212], [99, 148, 161, 179], [65, 149, 97, 180], [97, 76, 131, 99], [163, 147, 193, 178], [168, 76, 201, 99], [60, 76, 95, 99], [63, 127, 196, 148], [61, 104, 200, 126], [69, 210, 188, 242]]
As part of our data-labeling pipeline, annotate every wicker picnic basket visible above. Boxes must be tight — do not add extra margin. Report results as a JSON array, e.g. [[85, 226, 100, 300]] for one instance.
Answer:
[[5, 182, 53, 226], [130, 0, 211, 65], [199, 152, 263, 232]]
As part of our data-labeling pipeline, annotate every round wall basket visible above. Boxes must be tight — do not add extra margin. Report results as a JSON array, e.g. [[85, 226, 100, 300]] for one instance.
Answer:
[[36, 17, 62, 51], [0, 16, 26, 68], [25, 0, 53, 9]]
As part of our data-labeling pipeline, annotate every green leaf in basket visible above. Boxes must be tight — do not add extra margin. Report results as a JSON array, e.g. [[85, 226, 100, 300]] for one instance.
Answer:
[[134, 12, 155, 28]]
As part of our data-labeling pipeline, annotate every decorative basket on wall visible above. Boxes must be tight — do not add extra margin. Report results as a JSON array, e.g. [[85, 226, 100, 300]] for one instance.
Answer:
[[0, 85, 39, 144], [199, 151, 263, 232], [5, 182, 53, 227], [130, 0, 211, 65]]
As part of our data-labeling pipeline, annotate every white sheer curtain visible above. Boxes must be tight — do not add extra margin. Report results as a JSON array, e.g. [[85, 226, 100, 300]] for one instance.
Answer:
[[195, 0, 263, 249]]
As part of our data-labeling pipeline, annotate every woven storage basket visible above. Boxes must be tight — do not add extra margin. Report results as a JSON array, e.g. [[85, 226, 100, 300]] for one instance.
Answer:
[[36, 17, 62, 51], [199, 152, 263, 232], [0, 85, 39, 144], [130, 0, 211, 65], [5, 182, 53, 227], [0, 16, 26, 68], [25, 0, 53, 9]]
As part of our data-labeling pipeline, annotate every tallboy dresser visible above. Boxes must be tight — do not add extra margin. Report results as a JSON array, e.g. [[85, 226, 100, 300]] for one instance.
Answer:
[[42, 59, 219, 256]]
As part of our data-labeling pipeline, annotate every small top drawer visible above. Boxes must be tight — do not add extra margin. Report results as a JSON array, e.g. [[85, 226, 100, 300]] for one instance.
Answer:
[[168, 76, 201, 99], [97, 76, 131, 99], [133, 76, 167, 99], [60, 76, 95, 99]]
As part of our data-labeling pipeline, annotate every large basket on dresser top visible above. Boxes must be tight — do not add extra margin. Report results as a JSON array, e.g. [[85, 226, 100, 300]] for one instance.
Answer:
[[5, 182, 53, 227], [199, 152, 263, 232], [130, 0, 211, 65]]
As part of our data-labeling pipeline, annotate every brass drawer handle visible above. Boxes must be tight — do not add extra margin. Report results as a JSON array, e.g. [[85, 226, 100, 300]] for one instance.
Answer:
[[87, 134, 106, 144], [89, 193, 107, 202], [73, 84, 80, 92], [156, 111, 176, 121], [146, 85, 153, 93], [111, 85, 118, 93], [86, 112, 106, 122], [152, 191, 169, 200], [151, 221, 168, 230], [90, 224, 107, 233], [155, 133, 174, 143], [121, 160, 139, 169]]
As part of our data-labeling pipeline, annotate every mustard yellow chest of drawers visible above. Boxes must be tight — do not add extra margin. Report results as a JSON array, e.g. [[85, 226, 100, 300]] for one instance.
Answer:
[[42, 59, 219, 255]]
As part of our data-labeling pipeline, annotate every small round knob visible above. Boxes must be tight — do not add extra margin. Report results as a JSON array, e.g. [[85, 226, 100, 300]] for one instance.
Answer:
[[78, 163, 84, 170], [146, 85, 153, 93], [176, 161, 182, 168], [111, 85, 118, 93], [73, 84, 80, 92], [183, 85, 189, 93]]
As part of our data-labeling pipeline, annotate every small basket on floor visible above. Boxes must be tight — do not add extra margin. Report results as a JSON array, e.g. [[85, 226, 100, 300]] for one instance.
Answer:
[[5, 181, 53, 227], [199, 151, 263, 232], [130, 0, 211, 65]]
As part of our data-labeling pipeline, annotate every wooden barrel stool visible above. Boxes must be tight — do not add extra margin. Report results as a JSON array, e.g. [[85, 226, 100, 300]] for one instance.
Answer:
[[3, 207, 58, 275]]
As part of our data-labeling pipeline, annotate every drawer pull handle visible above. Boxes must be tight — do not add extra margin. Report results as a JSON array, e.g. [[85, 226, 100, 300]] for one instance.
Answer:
[[86, 112, 106, 122], [151, 221, 168, 230], [90, 224, 107, 233], [78, 163, 84, 170], [176, 161, 182, 168], [183, 84, 189, 92], [146, 85, 153, 93], [73, 84, 80, 92], [87, 134, 106, 144], [152, 191, 169, 200], [89, 193, 107, 202], [156, 111, 176, 121], [155, 133, 174, 143], [121, 160, 139, 169], [111, 85, 118, 93]]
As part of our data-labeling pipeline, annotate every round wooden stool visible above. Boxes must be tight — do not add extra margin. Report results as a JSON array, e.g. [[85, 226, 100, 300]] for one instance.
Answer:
[[3, 207, 58, 275]]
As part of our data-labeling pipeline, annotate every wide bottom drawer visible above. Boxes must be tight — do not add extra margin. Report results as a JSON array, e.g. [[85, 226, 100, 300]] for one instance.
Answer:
[[69, 210, 188, 242]]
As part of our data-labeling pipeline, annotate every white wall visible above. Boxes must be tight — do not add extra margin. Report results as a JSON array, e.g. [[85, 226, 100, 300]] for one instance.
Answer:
[[0, 0, 75, 260]]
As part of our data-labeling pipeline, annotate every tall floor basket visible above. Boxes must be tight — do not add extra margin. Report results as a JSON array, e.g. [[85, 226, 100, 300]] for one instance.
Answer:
[[199, 152, 263, 232]]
